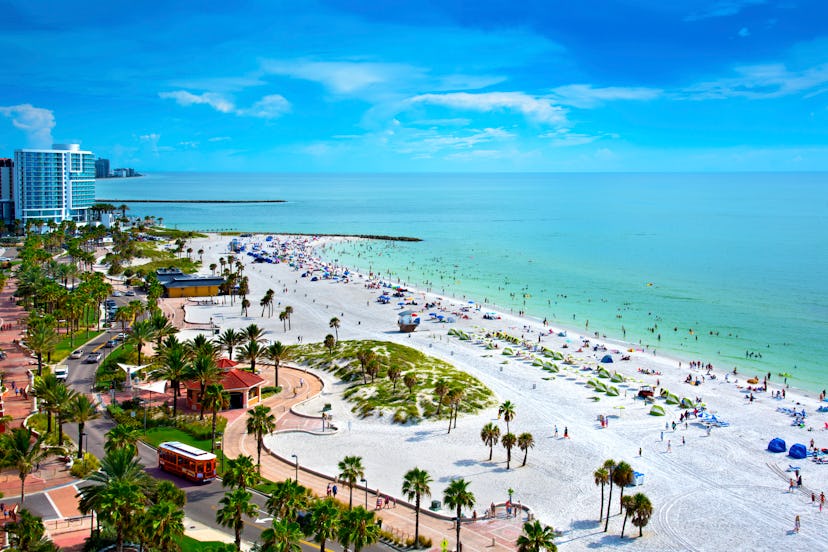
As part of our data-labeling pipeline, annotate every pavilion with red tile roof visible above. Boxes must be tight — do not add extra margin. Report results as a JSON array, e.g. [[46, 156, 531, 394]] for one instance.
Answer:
[[184, 367, 265, 411]]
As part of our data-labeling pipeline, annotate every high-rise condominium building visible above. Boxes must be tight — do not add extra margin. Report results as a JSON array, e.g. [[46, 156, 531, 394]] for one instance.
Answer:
[[0, 158, 13, 223], [95, 158, 110, 178], [14, 143, 96, 224]]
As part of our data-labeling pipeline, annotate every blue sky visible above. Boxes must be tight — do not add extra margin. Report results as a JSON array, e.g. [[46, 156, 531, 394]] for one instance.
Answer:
[[1, 0, 826, 172]]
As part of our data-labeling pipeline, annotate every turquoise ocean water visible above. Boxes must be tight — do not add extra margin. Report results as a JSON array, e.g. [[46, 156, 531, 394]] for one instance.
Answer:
[[97, 172, 828, 391]]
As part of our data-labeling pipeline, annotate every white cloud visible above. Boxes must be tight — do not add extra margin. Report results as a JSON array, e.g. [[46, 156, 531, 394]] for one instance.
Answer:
[[159, 90, 235, 113], [683, 62, 828, 99], [0, 104, 55, 147], [160, 90, 291, 119], [407, 92, 568, 126], [237, 94, 291, 119], [550, 85, 662, 108], [539, 129, 617, 147], [684, 0, 766, 22], [260, 59, 420, 94], [208, 136, 231, 142], [738, 27, 751, 37]]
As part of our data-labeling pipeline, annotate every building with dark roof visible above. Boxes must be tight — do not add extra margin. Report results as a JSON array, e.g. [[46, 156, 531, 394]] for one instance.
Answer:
[[156, 268, 225, 298]]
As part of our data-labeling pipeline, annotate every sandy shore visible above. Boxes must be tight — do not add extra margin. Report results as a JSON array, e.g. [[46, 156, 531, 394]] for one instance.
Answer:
[[174, 233, 828, 550]]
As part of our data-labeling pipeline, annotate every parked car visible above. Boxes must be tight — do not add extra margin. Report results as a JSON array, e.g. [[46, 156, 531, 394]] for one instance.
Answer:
[[84, 352, 103, 363], [69, 349, 84, 359]]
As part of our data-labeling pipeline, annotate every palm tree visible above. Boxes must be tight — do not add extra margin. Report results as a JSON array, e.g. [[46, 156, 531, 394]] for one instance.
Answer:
[[126, 319, 157, 365], [216, 487, 257, 551], [401, 467, 432, 546], [630, 493, 653, 537], [144, 500, 185, 552], [443, 478, 476, 552], [265, 478, 310, 522], [0, 429, 49, 504], [25, 320, 59, 376], [324, 334, 336, 356], [32, 374, 61, 434], [52, 381, 78, 445], [387, 364, 402, 391], [105, 424, 142, 455], [446, 388, 464, 434], [261, 518, 303, 552], [499, 400, 516, 435], [187, 333, 220, 360], [356, 349, 375, 384], [501, 433, 517, 469], [5, 509, 58, 552], [337, 507, 380, 552], [77, 448, 155, 552], [613, 461, 635, 515], [237, 340, 264, 373], [284, 305, 294, 330], [434, 378, 449, 417], [152, 480, 187, 508], [150, 311, 179, 350], [480, 423, 501, 461], [223, 455, 260, 490], [151, 346, 188, 418], [68, 394, 100, 458], [619, 495, 635, 538], [518, 432, 535, 467], [244, 323, 266, 344], [246, 404, 276, 474], [602, 459, 617, 532], [403, 373, 418, 395], [516, 520, 557, 552], [337, 455, 365, 509], [189, 353, 221, 420], [216, 328, 245, 360], [240, 297, 251, 316], [203, 384, 231, 452], [329, 317, 340, 341], [307, 497, 340, 552], [279, 310, 288, 331], [264, 341, 291, 388], [593, 467, 609, 522]]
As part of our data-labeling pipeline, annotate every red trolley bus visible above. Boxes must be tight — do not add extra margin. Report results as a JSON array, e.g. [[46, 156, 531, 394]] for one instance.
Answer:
[[157, 441, 217, 483]]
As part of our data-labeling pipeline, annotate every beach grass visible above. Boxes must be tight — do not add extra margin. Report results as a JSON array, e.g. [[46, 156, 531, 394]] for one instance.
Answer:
[[146, 227, 208, 239], [292, 339, 495, 423]]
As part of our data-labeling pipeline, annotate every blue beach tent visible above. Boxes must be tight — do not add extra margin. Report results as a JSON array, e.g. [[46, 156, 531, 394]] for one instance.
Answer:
[[601, 354, 613, 363], [789, 443, 808, 459], [767, 438, 787, 453]]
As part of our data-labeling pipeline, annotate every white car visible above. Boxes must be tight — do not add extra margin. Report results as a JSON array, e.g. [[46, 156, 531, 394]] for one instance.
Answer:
[[53, 365, 69, 380], [69, 349, 84, 359]]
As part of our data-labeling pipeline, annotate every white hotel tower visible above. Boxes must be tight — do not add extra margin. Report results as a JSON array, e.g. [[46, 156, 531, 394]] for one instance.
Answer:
[[13, 143, 96, 224]]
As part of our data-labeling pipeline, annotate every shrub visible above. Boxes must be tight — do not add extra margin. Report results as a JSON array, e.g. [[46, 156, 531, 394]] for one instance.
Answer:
[[70, 452, 100, 478]]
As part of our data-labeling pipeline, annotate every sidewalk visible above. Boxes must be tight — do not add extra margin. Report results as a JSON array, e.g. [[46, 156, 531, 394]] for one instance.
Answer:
[[222, 366, 523, 552]]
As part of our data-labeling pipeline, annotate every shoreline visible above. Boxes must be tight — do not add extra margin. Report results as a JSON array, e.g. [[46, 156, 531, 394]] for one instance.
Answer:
[[96, 198, 286, 204]]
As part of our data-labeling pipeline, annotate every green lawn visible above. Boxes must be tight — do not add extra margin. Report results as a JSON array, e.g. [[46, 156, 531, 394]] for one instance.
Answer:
[[52, 329, 105, 362], [180, 535, 235, 552]]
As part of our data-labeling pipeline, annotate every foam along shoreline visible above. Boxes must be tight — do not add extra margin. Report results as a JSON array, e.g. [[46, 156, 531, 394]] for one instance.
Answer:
[[176, 232, 828, 551]]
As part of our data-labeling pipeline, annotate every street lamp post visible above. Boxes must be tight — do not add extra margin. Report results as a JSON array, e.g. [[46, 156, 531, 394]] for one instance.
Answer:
[[360, 477, 368, 509], [216, 432, 224, 472], [291, 453, 299, 482]]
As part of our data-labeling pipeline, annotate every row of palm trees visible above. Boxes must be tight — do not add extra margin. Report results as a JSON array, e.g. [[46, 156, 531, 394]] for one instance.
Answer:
[[594, 459, 653, 537], [480, 400, 535, 469], [31, 373, 101, 457]]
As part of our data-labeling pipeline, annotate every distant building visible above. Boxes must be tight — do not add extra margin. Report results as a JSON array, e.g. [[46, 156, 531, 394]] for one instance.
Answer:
[[0, 158, 13, 223], [112, 167, 137, 177], [95, 158, 110, 178], [13, 144, 96, 225], [156, 268, 225, 298]]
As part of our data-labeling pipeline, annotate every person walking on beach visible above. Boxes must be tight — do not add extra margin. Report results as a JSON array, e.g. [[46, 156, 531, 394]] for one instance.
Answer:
[[789, 478, 795, 493], [794, 514, 800, 533], [667, 440, 672, 453], [554, 425, 558, 438], [820, 492, 825, 512], [564, 427, 569, 439]]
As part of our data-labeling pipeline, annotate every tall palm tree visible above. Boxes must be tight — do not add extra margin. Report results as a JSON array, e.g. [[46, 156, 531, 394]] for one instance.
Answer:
[[499, 400, 516, 435], [265, 479, 310, 522], [150, 311, 179, 350], [152, 480, 187, 508], [244, 323, 266, 344], [279, 310, 288, 332], [215, 328, 245, 360], [307, 497, 340, 552], [443, 478, 476, 552], [5, 508, 58, 552], [261, 518, 303, 552], [186, 333, 220, 360], [0, 428, 49, 504], [619, 495, 635, 538], [355, 349, 375, 384], [324, 334, 336, 356], [216, 487, 257, 551], [32, 374, 61, 434], [516, 520, 557, 552], [246, 404, 276, 474], [337, 507, 380, 552], [223, 455, 260, 490], [203, 384, 230, 452], [613, 461, 635, 515], [240, 298, 251, 316], [126, 319, 157, 366], [446, 388, 464, 434], [188, 353, 221, 420], [77, 448, 155, 552], [501, 433, 517, 469], [630, 493, 653, 537], [518, 432, 535, 467], [144, 500, 185, 552], [602, 459, 617, 532], [68, 394, 100, 458], [480, 422, 501, 461], [260, 289, 274, 318], [284, 305, 294, 330], [387, 364, 402, 391], [237, 340, 264, 373], [401, 467, 432, 546], [329, 317, 340, 341], [264, 341, 291, 388], [151, 346, 189, 418], [25, 320, 59, 376], [434, 378, 449, 417], [105, 424, 142, 455], [53, 382, 78, 445], [337, 455, 365, 509], [593, 467, 609, 522]]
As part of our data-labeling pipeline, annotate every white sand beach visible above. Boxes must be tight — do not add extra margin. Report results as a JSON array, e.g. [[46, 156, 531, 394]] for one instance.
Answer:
[[175, 233, 828, 550]]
